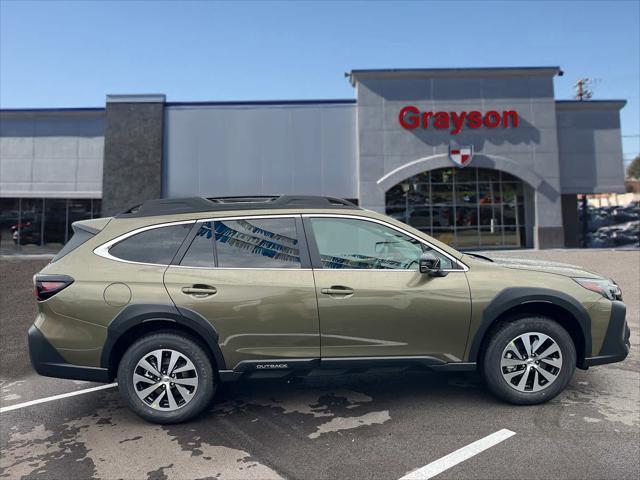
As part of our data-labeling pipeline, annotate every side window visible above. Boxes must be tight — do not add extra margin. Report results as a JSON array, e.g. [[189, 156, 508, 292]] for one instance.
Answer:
[[181, 221, 215, 267], [109, 224, 191, 265], [214, 218, 301, 268], [310, 217, 455, 270]]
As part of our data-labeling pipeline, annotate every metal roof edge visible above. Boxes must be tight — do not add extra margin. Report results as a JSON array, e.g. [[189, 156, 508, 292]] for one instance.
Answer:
[[166, 99, 356, 107], [347, 66, 562, 85], [0, 107, 105, 115], [106, 94, 166, 103], [555, 100, 627, 110]]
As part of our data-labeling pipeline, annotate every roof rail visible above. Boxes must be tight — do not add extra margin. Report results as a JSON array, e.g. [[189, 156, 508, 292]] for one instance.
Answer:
[[116, 195, 360, 218]]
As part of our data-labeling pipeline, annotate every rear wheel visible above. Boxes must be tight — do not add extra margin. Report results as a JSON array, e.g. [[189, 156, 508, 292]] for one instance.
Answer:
[[118, 332, 216, 423], [482, 317, 576, 405]]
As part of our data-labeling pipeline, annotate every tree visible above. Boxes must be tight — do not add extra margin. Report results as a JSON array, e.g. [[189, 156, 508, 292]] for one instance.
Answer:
[[627, 155, 640, 180]]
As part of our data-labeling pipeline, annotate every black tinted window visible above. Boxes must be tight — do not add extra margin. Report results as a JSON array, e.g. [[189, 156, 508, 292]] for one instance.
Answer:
[[214, 218, 301, 268], [110, 224, 191, 264], [181, 222, 215, 267]]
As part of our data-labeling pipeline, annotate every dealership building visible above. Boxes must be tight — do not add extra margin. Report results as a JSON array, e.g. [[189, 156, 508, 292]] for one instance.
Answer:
[[0, 66, 627, 252]]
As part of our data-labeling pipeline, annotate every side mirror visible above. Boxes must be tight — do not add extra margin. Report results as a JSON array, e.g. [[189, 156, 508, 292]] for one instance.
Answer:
[[419, 252, 448, 277]]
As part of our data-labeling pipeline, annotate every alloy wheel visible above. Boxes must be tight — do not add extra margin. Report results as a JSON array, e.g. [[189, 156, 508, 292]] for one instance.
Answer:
[[133, 349, 199, 411], [500, 332, 563, 393]]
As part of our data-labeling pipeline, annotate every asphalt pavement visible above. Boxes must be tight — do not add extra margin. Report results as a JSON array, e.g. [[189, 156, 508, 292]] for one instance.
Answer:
[[1, 250, 638, 479]]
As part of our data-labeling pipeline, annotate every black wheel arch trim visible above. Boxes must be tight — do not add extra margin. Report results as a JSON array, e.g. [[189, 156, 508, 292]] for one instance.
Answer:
[[100, 304, 226, 375], [29, 325, 110, 383], [582, 300, 629, 368], [467, 287, 592, 364]]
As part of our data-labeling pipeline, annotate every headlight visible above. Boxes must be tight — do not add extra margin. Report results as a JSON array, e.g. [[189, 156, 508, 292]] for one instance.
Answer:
[[574, 277, 622, 301]]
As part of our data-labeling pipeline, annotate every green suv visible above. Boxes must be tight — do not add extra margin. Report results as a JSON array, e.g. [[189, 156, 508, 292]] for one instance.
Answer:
[[28, 196, 630, 423]]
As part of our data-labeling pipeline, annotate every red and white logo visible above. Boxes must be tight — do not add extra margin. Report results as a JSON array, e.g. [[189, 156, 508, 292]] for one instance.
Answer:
[[449, 145, 474, 168]]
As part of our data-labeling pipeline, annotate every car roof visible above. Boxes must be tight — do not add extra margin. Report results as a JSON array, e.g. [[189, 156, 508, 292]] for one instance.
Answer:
[[116, 196, 360, 218]]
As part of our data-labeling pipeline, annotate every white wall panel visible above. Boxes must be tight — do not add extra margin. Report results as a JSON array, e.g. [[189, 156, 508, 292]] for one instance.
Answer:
[[164, 103, 358, 199], [0, 111, 104, 198]]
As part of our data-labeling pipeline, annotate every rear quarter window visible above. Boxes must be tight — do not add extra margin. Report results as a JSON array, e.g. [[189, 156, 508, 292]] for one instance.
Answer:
[[109, 224, 192, 265]]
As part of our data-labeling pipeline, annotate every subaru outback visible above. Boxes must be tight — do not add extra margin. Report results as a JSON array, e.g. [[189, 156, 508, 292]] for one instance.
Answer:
[[28, 195, 630, 423]]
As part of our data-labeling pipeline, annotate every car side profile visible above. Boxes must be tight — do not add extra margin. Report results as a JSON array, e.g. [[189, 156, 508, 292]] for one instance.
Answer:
[[28, 195, 630, 423]]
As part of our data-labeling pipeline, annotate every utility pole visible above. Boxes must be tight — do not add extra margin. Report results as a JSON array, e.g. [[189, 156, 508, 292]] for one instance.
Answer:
[[574, 78, 594, 101], [575, 77, 596, 247]]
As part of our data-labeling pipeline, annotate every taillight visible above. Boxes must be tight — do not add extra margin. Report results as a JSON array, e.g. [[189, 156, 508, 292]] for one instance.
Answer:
[[34, 275, 74, 301]]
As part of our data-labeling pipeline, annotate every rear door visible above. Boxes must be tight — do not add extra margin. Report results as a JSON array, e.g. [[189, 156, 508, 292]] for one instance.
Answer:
[[163, 215, 320, 371]]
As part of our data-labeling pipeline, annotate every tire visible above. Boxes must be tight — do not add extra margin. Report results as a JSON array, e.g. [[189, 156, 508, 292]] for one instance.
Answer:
[[482, 317, 576, 405], [117, 332, 216, 424]]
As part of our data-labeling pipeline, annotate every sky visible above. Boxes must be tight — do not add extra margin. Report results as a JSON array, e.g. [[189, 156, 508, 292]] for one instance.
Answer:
[[1, 0, 639, 163]]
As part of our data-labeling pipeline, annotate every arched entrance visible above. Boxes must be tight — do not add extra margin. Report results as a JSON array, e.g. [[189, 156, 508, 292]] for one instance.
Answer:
[[385, 167, 528, 248]]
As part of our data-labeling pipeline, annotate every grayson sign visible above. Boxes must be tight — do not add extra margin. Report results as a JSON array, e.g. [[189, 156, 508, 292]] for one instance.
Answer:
[[398, 106, 519, 134]]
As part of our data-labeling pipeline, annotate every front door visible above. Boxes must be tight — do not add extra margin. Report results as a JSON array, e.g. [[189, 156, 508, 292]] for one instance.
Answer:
[[164, 216, 319, 370], [305, 216, 471, 362]]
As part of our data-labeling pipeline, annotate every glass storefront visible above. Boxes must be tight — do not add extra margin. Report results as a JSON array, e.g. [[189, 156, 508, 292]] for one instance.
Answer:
[[0, 198, 101, 255], [386, 167, 526, 249]]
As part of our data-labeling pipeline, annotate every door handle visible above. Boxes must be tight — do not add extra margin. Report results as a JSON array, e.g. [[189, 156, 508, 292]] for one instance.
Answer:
[[181, 285, 217, 297], [321, 286, 354, 297]]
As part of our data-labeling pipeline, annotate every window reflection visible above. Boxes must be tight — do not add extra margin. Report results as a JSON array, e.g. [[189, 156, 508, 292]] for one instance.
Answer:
[[431, 184, 453, 204], [215, 218, 301, 268], [385, 168, 525, 249], [0, 198, 20, 254], [0, 197, 101, 255], [45, 199, 67, 247], [15, 199, 44, 250]]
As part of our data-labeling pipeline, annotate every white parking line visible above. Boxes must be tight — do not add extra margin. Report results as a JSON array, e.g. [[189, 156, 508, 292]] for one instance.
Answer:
[[0, 383, 118, 413], [399, 429, 516, 480]]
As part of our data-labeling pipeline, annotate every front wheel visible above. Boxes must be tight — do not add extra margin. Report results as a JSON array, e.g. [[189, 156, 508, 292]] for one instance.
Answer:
[[118, 332, 216, 423], [482, 317, 576, 405]]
